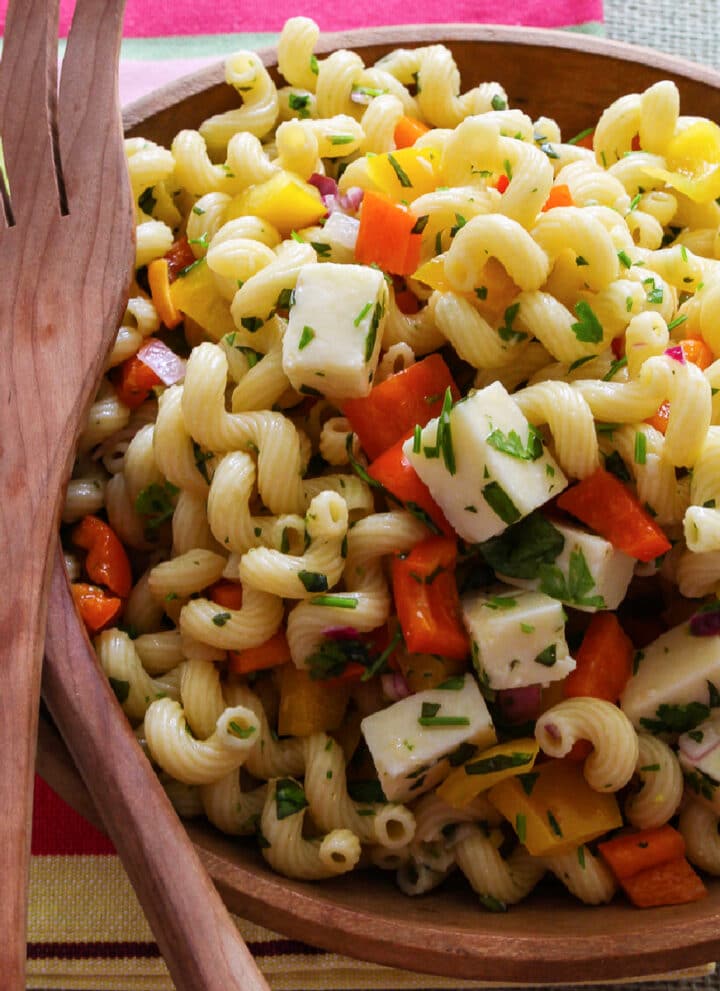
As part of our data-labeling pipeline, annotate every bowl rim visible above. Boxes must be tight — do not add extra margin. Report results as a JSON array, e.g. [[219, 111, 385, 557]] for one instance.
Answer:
[[76, 24, 720, 983], [122, 22, 720, 131]]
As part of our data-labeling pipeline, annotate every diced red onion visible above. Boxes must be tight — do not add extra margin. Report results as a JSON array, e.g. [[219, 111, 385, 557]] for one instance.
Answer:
[[689, 605, 720, 636], [543, 721, 562, 741], [323, 626, 359, 641], [496, 684, 543, 724], [308, 172, 338, 199], [381, 671, 411, 701], [679, 724, 720, 762], [665, 344, 686, 364], [339, 187, 364, 212], [137, 338, 186, 385]]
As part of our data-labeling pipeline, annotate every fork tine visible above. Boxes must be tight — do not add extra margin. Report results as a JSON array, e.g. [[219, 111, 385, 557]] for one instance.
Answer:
[[58, 0, 130, 209], [0, 0, 62, 229]]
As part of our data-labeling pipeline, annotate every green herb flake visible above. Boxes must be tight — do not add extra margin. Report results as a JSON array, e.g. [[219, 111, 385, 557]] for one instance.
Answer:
[[448, 742, 478, 766], [135, 481, 179, 531], [418, 714, 471, 728], [520, 623, 535, 634], [482, 481, 521, 525], [475, 286, 488, 300], [634, 430, 647, 465], [518, 771, 539, 796], [534, 644, 557, 667], [298, 325, 315, 350], [602, 355, 628, 381], [639, 701, 710, 735], [329, 134, 355, 145], [228, 720, 255, 739], [275, 778, 309, 819], [570, 301, 603, 344], [437, 676, 466, 691], [491, 94, 507, 111], [411, 214, 429, 235], [577, 846, 586, 869], [387, 153, 413, 188], [310, 241, 331, 258], [465, 752, 534, 776], [486, 424, 543, 462], [310, 54, 319, 75], [567, 126, 593, 146], [480, 511, 564, 580], [298, 570, 329, 593], [498, 302, 527, 343], [547, 810, 563, 837], [354, 302, 372, 327], [479, 894, 508, 913], [516, 813, 527, 844], [568, 355, 595, 373], [240, 316, 264, 333], [484, 595, 518, 610], [617, 250, 632, 269], [667, 314, 688, 333], [288, 91, 311, 117], [538, 547, 605, 609], [212, 612, 232, 627]]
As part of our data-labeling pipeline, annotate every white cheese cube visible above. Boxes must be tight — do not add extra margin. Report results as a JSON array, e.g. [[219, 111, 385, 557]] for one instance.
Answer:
[[501, 521, 635, 612], [403, 382, 566, 543], [360, 673, 496, 802], [462, 586, 575, 690], [308, 212, 360, 264], [621, 621, 720, 729], [282, 262, 387, 400], [679, 714, 720, 776]]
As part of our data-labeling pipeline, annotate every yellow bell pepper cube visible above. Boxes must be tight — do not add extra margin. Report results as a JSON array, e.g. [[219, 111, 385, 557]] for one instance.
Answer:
[[643, 120, 720, 203], [277, 663, 349, 737], [488, 758, 622, 857], [437, 737, 539, 809], [147, 258, 182, 329], [169, 258, 236, 341], [397, 651, 469, 694], [226, 171, 326, 234], [365, 147, 440, 202], [412, 255, 518, 318]]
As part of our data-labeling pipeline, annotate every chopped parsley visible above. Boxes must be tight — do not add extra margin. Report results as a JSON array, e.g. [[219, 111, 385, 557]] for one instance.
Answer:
[[570, 301, 603, 344], [486, 424, 543, 462], [275, 778, 309, 819], [212, 612, 231, 627], [135, 481, 179, 532], [482, 481, 521, 525], [465, 751, 534, 775], [298, 570, 329, 593], [538, 548, 606, 608]]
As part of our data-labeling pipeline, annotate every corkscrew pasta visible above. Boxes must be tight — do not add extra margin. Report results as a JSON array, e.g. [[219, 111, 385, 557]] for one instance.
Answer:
[[62, 19, 720, 915]]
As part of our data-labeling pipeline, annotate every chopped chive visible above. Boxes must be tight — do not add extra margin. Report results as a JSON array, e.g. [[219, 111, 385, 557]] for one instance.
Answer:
[[634, 431, 647, 465], [387, 153, 413, 188], [354, 302, 372, 326], [310, 594, 358, 608]]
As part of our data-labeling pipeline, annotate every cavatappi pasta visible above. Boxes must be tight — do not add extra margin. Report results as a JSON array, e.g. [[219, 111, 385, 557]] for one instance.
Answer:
[[63, 17, 720, 912]]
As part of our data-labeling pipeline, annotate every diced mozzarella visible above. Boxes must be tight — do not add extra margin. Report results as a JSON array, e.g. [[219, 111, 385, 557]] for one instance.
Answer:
[[360, 673, 496, 802], [501, 521, 635, 612], [282, 262, 387, 399], [403, 382, 566, 543], [620, 621, 720, 728], [312, 211, 360, 263], [462, 586, 575, 690]]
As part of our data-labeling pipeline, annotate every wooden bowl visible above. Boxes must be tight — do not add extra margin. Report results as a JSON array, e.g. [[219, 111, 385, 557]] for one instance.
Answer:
[[43, 25, 720, 984]]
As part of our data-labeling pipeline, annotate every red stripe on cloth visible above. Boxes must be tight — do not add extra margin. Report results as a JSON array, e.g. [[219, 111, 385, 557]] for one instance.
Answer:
[[28, 941, 160, 961], [27, 938, 327, 960], [32, 775, 116, 856], [42, 0, 603, 37]]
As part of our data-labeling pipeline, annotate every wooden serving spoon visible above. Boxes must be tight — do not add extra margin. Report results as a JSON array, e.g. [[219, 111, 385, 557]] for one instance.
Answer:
[[0, 1, 270, 987], [0, 1, 134, 986], [43, 547, 270, 991]]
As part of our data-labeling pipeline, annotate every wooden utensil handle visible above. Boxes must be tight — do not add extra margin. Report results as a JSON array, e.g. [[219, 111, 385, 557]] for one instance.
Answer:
[[43, 546, 270, 991], [0, 547, 52, 991]]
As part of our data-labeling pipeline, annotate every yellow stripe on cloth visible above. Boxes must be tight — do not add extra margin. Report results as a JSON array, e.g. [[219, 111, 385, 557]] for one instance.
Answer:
[[27, 854, 716, 990]]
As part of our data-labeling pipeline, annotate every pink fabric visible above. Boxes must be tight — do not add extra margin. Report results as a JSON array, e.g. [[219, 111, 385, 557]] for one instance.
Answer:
[[52, 0, 602, 36]]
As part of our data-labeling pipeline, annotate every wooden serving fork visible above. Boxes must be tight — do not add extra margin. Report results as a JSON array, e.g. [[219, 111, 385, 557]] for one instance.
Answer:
[[1, 2, 270, 988]]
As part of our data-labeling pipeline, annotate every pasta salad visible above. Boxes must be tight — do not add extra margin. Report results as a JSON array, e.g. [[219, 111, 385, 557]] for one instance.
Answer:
[[62, 17, 720, 911]]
